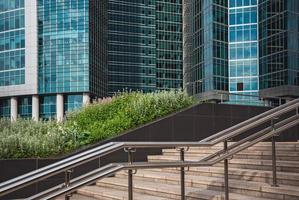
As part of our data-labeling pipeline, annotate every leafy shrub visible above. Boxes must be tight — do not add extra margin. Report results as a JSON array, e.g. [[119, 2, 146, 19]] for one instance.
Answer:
[[66, 90, 195, 144], [0, 119, 80, 159], [0, 91, 195, 159]]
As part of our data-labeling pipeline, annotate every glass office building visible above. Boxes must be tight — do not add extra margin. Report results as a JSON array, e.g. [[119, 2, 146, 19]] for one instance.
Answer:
[[0, 0, 183, 120], [107, 0, 183, 95], [156, 0, 183, 90], [259, 0, 299, 98], [107, 0, 157, 95], [184, 0, 299, 102], [0, 0, 107, 120], [183, 0, 228, 101], [229, 0, 259, 103]]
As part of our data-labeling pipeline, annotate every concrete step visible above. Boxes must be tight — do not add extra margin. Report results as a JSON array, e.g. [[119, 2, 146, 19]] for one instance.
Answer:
[[60, 142, 299, 200], [185, 142, 299, 152], [145, 166, 299, 186], [96, 176, 275, 200], [56, 194, 97, 200], [148, 155, 299, 173], [163, 149, 299, 161], [115, 170, 299, 200], [77, 186, 168, 200]]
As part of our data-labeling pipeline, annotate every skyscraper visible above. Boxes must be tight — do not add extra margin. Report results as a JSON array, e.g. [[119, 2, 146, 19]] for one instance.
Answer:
[[228, 0, 259, 103], [107, 0, 183, 95], [183, 0, 229, 101], [107, 0, 157, 95], [259, 0, 299, 98], [156, 0, 183, 90], [0, 0, 183, 120], [0, 0, 108, 120], [184, 0, 299, 102]]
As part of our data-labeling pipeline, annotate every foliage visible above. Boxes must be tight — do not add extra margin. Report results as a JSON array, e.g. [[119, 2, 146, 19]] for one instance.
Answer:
[[0, 91, 196, 159], [0, 119, 81, 159], [66, 90, 195, 144]]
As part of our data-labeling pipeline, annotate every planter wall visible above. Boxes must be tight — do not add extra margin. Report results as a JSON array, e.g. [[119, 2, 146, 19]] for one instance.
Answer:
[[1, 103, 298, 199]]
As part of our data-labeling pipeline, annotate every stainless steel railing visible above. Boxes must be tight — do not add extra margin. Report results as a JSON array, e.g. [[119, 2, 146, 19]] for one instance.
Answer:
[[0, 98, 299, 200]]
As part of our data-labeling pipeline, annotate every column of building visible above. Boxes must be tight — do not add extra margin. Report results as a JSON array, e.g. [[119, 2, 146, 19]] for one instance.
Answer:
[[10, 97, 18, 122], [32, 95, 39, 121]]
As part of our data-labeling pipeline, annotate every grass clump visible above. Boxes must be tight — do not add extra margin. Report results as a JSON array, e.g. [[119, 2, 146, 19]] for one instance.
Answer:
[[0, 91, 195, 159]]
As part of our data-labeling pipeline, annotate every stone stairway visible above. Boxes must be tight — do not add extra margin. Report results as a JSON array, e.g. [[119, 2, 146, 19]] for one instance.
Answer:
[[66, 142, 299, 200]]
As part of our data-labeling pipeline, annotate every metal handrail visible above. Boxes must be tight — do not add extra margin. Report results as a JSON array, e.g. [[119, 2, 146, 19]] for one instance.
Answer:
[[29, 113, 299, 200], [201, 98, 299, 143], [0, 98, 298, 200]]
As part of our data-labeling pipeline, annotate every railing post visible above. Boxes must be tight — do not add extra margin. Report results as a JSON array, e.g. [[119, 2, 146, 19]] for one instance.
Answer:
[[224, 140, 229, 200], [271, 136, 278, 187], [64, 169, 73, 200], [178, 147, 187, 200], [271, 118, 279, 187], [125, 148, 136, 200]]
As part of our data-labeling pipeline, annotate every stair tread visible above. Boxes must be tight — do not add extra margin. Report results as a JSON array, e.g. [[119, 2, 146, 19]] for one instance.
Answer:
[[163, 149, 299, 156], [56, 194, 97, 200], [145, 166, 299, 181], [74, 142, 299, 200], [78, 185, 168, 200], [148, 155, 299, 166], [97, 176, 276, 200], [115, 170, 299, 196]]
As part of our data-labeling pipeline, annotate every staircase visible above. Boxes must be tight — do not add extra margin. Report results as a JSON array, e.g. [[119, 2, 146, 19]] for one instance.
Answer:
[[63, 142, 299, 200]]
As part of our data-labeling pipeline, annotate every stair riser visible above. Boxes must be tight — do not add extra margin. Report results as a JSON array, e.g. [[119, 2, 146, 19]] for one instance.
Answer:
[[76, 190, 119, 200], [96, 182, 182, 200], [186, 195, 236, 200], [117, 174, 299, 200], [186, 147, 299, 152], [109, 175, 298, 200], [148, 158, 299, 173], [145, 168, 299, 187], [162, 153, 299, 161], [214, 163, 299, 173]]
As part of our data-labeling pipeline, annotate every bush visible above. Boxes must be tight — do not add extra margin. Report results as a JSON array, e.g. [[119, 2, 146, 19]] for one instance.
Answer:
[[66, 90, 195, 144], [0, 91, 196, 159], [0, 119, 80, 159]]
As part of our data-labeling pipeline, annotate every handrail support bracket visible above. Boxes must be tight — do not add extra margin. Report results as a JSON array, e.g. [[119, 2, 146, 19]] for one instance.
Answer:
[[224, 140, 229, 200], [176, 147, 188, 200], [124, 147, 136, 200], [64, 169, 73, 200], [271, 136, 279, 187]]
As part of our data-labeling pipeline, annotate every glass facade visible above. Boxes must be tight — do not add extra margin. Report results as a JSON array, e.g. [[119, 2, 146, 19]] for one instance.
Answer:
[[229, 0, 259, 102], [64, 94, 83, 112], [156, 0, 183, 90], [184, 0, 228, 97], [107, 0, 157, 95], [37, 0, 90, 94], [89, 0, 108, 97], [0, 0, 25, 86], [37, 0, 107, 98], [259, 0, 299, 97], [40, 95, 56, 119], [0, 98, 10, 118], [18, 96, 32, 118]]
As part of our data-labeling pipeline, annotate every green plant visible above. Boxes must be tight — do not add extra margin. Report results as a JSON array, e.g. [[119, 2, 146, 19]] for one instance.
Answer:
[[66, 90, 196, 144], [0, 90, 196, 159], [0, 119, 80, 159]]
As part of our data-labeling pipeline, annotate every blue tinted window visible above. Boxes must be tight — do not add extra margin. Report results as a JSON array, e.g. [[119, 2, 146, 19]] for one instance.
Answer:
[[229, 1, 259, 95], [0, 1, 24, 86], [229, 0, 235, 7], [40, 95, 56, 119]]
